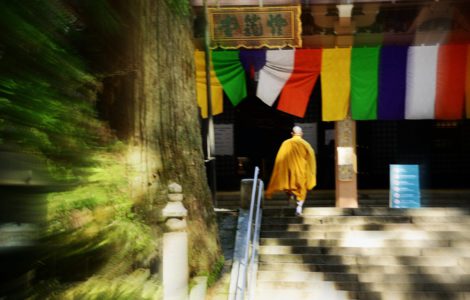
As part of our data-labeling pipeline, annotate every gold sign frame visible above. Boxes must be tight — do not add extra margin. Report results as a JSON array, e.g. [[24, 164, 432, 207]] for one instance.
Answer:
[[208, 6, 302, 49]]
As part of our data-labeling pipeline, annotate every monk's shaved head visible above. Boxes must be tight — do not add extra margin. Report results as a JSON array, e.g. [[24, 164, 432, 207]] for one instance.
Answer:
[[292, 126, 303, 135]]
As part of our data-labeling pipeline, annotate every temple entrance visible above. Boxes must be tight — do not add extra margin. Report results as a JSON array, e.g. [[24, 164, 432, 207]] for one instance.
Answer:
[[213, 79, 337, 191]]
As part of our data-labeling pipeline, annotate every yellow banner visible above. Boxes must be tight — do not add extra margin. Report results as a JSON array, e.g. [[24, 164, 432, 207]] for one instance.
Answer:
[[208, 6, 302, 49]]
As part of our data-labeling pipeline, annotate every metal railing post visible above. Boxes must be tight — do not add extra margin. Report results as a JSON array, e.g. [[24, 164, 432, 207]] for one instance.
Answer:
[[248, 180, 263, 300], [235, 167, 259, 300], [232, 166, 263, 300]]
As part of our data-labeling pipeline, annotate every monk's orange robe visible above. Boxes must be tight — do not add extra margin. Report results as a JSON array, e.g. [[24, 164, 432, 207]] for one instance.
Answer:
[[266, 135, 316, 201]]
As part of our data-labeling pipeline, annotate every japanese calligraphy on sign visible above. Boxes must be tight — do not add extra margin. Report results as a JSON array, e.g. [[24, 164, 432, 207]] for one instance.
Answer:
[[208, 6, 302, 49]]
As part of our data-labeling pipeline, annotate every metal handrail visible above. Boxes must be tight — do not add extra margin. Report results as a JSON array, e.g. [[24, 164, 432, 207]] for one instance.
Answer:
[[235, 166, 263, 300], [248, 179, 263, 300]]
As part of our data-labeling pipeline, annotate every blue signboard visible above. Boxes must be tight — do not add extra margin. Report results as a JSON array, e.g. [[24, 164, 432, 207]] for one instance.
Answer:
[[389, 164, 421, 208]]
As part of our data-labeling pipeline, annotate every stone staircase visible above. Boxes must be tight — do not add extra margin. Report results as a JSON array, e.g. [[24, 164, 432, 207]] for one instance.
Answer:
[[255, 207, 470, 300], [216, 189, 470, 209]]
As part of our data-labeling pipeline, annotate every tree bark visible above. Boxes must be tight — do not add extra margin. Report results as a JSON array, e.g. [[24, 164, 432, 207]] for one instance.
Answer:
[[100, 0, 220, 274]]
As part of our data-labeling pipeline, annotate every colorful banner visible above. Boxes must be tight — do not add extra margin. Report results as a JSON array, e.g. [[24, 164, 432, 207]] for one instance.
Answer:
[[405, 46, 438, 119], [196, 44, 470, 120], [212, 51, 247, 106], [351, 47, 380, 120], [435, 44, 467, 120], [256, 49, 295, 106], [277, 49, 322, 118], [194, 51, 223, 118], [378, 46, 408, 120], [321, 48, 351, 122], [467, 45, 470, 118], [208, 6, 302, 49], [239, 49, 266, 80]]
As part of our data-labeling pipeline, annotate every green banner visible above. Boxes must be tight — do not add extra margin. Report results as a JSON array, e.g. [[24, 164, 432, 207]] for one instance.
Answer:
[[351, 47, 380, 120], [212, 51, 247, 106]]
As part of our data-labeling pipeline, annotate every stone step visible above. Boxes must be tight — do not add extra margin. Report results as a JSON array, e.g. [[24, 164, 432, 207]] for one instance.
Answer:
[[259, 245, 470, 256], [215, 200, 335, 209], [216, 202, 470, 209], [217, 190, 470, 200], [257, 262, 464, 274], [338, 281, 470, 292], [459, 258, 470, 271], [215, 198, 470, 209], [261, 222, 470, 232], [262, 215, 470, 225], [256, 280, 470, 292], [255, 289, 470, 300], [257, 270, 470, 284], [258, 254, 459, 266], [262, 215, 414, 225], [357, 272, 470, 284], [258, 263, 462, 275], [262, 207, 470, 217], [216, 190, 470, 206], [257, 270, 358, 282], [260, 230, 470, 240], [260, 237, 453, 247], [254, 287, 351, 300], [253, 200, 470, 300], [347, 291, 470, 300], [217, 190, 335, 200]]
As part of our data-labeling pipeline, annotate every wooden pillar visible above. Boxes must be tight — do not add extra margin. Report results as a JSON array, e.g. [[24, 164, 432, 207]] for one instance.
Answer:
[[335, 118, 358, 207], [334, 4, 358, 208]]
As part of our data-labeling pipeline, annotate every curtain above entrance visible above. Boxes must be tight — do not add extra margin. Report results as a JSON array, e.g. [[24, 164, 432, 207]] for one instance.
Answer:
[[256, 49, 295, 106], [277, 49, 322, 118], [194, 50, 223, 118], [351, 47, 380, 120], [435, 44, 467, 120], [212, 51, 247, 106], [195, 44, 470, 121], [378, 46, 408, 120], [405, 46, 439, 119], [239, 50, 266, 80], [321, 48, 351, 122], [467, 45, 470, 119]]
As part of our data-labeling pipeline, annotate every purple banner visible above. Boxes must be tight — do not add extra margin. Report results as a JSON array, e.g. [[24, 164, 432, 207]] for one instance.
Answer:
[[240, 50, 266, 74], [378, 46, 408, 120]]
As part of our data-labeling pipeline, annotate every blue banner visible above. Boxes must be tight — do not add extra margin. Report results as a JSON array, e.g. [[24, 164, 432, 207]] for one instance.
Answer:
[[389, 164, 421, 208]]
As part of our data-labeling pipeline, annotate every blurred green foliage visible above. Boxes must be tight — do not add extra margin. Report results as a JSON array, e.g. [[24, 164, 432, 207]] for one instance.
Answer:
[[204, 255, 225, 287], [37, 150, 159, 299], [0, 0, 101, 179], [60, 269, 162, 300], [0, 1, 161, 298]]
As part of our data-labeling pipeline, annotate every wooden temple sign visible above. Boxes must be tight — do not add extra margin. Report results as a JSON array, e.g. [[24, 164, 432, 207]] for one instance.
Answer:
[[208, 6, 302, 49]]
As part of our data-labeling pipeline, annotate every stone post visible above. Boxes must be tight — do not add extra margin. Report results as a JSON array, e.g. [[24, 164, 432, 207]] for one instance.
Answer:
[[189, 276, 208, 300], [335, 118, 358, 208], [162, 183, 189, 300]]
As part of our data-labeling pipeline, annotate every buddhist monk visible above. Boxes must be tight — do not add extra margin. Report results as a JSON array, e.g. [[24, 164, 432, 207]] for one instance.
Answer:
[[266, 126, 316, 216]]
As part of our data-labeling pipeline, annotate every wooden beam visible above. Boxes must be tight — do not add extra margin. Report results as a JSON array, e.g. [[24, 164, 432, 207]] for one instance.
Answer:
[[191, 0, 299, 6]]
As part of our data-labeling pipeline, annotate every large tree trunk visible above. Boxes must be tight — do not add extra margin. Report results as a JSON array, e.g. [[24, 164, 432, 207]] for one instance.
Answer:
[[100, 0, 220, 274]]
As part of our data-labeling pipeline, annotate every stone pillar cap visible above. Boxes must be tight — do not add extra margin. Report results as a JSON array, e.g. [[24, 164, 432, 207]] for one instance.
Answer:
[[168, 182, 182, 193]]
